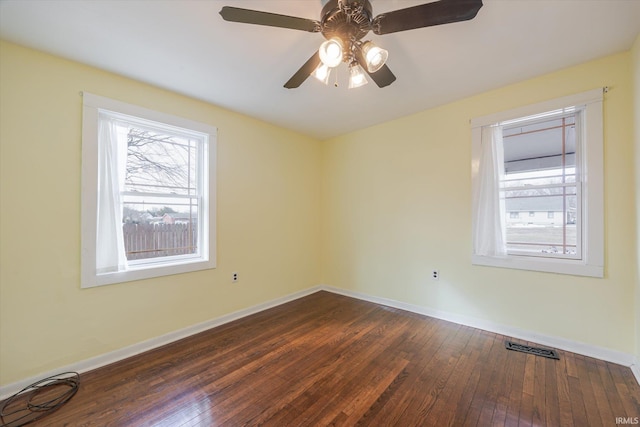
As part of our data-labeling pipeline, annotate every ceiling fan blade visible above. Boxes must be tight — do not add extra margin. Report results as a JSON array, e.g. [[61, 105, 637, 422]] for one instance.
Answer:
[[354, 45, 396, 88], [373, 0, 482, 35], [220, 6, 321, 32], [365, 64, 396, 88], [284, 51, 322, 89]]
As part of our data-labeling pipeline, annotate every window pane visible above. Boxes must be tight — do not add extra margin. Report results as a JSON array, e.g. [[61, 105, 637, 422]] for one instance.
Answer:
[[121, 126, 202, 263], [124, 128, 199, 196], [505, 194, 578, 257], [122, 197, 199, 261], [503, 115, 575, 174]]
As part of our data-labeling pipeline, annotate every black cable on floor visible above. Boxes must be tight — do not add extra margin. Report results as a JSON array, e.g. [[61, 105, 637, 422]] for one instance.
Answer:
[[0, 372, 80, 427]]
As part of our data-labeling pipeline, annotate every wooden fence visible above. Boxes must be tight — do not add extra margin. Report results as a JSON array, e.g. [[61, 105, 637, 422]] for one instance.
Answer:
[[123, 222, 197, 260]]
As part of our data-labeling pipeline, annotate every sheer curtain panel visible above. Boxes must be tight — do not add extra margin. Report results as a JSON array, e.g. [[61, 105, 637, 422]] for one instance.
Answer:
[[95, 116, 127, 274], [472, 125, 507, 257]]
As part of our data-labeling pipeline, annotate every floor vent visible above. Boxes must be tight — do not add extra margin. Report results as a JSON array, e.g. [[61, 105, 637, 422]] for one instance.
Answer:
[[505, 341, 560, 360]]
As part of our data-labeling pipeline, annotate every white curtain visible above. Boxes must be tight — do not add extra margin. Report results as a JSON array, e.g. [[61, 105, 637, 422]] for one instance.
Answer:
[[95, 116, 128, 274], [473, 125, 507, 257]]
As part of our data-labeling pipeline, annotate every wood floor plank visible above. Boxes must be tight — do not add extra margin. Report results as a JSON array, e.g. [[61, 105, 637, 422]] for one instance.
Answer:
[[2, 291, 638, 427], [504, 344, 528, 426], [476, 333, 511, 426], [543, 356, 561, 427], [587, 356, 616, 426], [463, 331, 506, 426], [575, 354, 605, 426], [565, 352, 589, 427], [611, 363, 640, 419], [490, 335, 520, 426], [515, 351, 538, 427], [531, 352, 546, 427], [596, 359, 628, 422], [554, 351, 575, 427], [450, 330, 502, 426], [430, 328, 487, 426]]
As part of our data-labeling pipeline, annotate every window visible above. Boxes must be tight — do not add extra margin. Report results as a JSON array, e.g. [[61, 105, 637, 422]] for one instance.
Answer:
[[471, 89, 604, 277], [81, 93, 216, 288]]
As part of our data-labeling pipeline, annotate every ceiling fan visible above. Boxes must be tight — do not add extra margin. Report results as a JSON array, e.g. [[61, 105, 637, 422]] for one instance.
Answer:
[[219, 0, 483, 89]]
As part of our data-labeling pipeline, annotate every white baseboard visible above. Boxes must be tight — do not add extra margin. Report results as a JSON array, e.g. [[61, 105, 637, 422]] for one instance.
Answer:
[[2, 283, 637, 400], [320, 285, 638, 369], [0, 285, 323, 401]]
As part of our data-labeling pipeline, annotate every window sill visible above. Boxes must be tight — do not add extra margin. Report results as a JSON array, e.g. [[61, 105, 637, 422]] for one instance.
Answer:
[[82, 257, 216, 288], [472, 254, 603, 278]]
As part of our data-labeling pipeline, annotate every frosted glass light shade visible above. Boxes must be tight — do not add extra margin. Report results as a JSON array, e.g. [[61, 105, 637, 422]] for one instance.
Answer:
[[348, 64, 368, 89], [312, 63, 331, 85], [362, 41, 388, 73], [319, 38, 343, 68]]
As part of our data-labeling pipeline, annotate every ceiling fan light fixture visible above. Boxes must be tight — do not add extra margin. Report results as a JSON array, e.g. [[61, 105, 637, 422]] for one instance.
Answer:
[[312, 63, 331, 85], [319, 37, 343, 68], [220, 0, 483, 89], [348, 63, 368, 89], [362, 41, 388, 73]]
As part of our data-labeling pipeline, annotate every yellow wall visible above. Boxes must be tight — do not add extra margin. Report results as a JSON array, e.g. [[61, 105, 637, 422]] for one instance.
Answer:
[[633, 33, 640, 361], [321, 52, 637, 354], [0, 41, 322, 385]]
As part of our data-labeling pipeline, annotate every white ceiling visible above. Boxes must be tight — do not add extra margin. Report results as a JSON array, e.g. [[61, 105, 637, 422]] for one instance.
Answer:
[[1, 0, 639, 140]]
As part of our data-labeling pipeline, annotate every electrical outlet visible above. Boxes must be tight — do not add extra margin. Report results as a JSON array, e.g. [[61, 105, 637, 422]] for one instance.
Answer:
[[232, 272, 238, 283], [432, 270, 439, 280]]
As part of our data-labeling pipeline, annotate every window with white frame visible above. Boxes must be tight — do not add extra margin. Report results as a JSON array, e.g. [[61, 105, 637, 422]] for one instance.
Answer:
[[81, 93, 216, 288], [471, 89, 604, 277]]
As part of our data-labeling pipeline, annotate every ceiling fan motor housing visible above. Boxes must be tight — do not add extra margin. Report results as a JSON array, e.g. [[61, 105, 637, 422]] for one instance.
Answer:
[[320, 0, 373, 42]]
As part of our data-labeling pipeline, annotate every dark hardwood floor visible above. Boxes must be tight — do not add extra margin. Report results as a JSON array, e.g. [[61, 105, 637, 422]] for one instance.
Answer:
[[3, 291, 639, 426]]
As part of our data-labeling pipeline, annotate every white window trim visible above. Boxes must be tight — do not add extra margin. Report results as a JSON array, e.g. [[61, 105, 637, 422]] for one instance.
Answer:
[[471, 88, 604, 277], [81, 93, 217, 288]]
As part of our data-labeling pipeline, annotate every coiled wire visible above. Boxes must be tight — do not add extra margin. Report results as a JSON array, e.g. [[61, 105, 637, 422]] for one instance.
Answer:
[[0, 372, 79, 427]]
